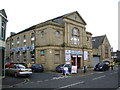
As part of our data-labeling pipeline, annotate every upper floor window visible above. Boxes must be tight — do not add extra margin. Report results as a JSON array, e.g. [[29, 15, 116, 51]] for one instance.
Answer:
[[31, 33, 34, 38], [24, 35, 26, 40], [41, 31, 45, 36], [11, 39, 14, 46], [56, 31, 60, 36], [105, 46, 109, 58], [71, 28, 80, 45], [17, 37, 20, 46], [1, 21, 6, 39]]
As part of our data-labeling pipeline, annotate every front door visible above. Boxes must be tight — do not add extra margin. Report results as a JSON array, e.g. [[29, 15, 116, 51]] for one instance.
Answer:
[[77, 56, 81, 69]]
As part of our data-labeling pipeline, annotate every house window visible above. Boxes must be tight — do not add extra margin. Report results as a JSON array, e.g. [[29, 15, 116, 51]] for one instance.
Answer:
[[105, 46, 109, 58], [71, 28, 80, 45]]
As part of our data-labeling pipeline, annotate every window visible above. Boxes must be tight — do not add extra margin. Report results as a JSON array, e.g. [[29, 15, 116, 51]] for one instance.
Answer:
[[11, 39, 14, 47], [23, 35, 26, 46], [31, 33, 34, 46], [16, 52, 20, 61], [105, 46, 109, 58], [23, 52, 26, 62], [41, 31, 45, 36], [31, 51, 35, 62], [56, 31, 60, 36], [40, 50, 45, 56], [31, 40, 34, 46], [1, 21, 6, 39], [17, 37, 20, 46], [71, 28, 80, 45], [31, 33, 34, 38]]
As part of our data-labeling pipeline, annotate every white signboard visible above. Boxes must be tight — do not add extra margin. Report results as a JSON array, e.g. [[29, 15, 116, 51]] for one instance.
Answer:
[[84, 51, 88, 60], [71, 66, 77, 73]]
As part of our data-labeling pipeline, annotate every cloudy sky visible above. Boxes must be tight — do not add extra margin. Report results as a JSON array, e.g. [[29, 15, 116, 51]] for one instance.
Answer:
[[0, 0, 119, 51]]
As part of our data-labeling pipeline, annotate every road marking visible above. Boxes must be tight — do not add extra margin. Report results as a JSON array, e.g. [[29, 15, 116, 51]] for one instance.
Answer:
[[44, 79, 49, 82], [37, 81, 42, 83], [58, 81, 85, 89], [114, 72, 117, 74], [92, 75, 106, 80], [51, 76, 71, 80], [96, 72, 104, 74]]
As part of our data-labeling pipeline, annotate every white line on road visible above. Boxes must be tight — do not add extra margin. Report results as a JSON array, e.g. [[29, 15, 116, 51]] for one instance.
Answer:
[[37, 81, 42, 83], [92, 75, 106, 80], [58, 81, 85, 89]]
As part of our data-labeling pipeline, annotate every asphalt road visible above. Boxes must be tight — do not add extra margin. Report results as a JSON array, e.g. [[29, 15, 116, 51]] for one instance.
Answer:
[[5, 68, 118, 89]]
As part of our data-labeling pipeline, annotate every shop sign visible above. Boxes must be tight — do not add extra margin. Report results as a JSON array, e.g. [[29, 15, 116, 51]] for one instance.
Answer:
[[10, 46, 34, 52], [65, 53, 71, 62], [65, 50, 71, 54], [71, 50, 83, 55], [84, 51, 88, 60], [71, 66, 77, 73]]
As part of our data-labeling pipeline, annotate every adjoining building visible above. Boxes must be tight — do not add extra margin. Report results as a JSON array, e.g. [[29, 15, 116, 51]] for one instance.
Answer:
[[92, 35, 111, 67], [111, 50, 120, 63], [6, 11, 93, 71], [0, 9, 8, 76]]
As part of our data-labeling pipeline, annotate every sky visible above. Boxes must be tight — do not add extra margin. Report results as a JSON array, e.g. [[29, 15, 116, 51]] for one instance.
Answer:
[[0, 0, 119, 51]]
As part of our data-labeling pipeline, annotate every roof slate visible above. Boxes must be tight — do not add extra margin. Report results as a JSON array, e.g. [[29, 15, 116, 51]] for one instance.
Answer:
[[92, 35, 106, 49]]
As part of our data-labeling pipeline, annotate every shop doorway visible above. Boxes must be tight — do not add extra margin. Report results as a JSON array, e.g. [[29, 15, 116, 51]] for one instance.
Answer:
[[71, 56, 76, 66], [77, 56, 81, 69], [71, 55, 81, 69]]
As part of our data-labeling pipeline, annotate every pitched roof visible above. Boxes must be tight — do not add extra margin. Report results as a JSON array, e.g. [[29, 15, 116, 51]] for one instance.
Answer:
[[0, 9, 7, 18], [10, 11, 86, 37], [51, 11, 86, 25], [92, 35, 106, 49]]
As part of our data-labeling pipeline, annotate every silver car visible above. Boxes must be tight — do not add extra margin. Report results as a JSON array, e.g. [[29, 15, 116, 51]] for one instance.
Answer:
[[5, 64, 32, 77]]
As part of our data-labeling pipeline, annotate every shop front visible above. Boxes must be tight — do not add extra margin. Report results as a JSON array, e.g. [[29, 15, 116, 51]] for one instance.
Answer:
[[65, 50, 83, 69]]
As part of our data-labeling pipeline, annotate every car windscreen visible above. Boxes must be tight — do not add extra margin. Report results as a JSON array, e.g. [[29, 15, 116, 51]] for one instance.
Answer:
[[16, 64, 26, 69]]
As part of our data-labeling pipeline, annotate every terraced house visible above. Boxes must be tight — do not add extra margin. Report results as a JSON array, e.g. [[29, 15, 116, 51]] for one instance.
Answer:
[[6, 11, 93, 71], [0, 9, 8, 76]]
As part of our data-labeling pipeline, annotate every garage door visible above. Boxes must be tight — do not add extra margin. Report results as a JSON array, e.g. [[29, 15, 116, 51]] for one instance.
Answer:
[[92, 56, 100, 67]]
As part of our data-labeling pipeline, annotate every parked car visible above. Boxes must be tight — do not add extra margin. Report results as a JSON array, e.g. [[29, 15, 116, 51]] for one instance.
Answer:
[[56, 64, 71, 73], [94, 62, 110, 71], [5, 62, 27, 68], [30, 64, 44, 72], [5, 64, 32, 77]]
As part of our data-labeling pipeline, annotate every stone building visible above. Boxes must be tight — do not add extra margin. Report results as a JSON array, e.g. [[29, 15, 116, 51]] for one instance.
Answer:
[[92, 35, 111, 67], [0, 9, 8, 76], [6, 11, 93, 71]]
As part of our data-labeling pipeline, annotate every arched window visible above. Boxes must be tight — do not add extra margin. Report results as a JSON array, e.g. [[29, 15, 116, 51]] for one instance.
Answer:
[[71, 28, 80, 45]]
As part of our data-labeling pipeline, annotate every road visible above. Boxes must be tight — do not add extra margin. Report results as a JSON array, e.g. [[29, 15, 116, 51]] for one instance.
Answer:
[[5, 68, 118, 89]]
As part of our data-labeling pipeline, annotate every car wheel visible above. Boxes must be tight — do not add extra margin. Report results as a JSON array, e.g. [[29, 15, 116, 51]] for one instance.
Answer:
[[14, 73, 18, 78]]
